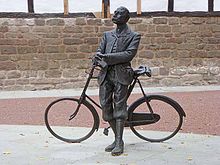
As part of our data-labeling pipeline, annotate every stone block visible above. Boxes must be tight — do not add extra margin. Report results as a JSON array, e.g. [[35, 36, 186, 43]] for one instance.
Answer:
[[189, 50, 208, 58], [75, 17, 86, 25], [45, 70, 62, 78], [0, 71, 6, 79], [151, 67, 160, 76], [84, 37, 98, 45], [188, 66, 209, 74], [144, 33, 161, 37], [43, 33, 59, 38], [135, 24, 147, 32], [148, 25, 156, 33], [17, 47, 37, 54], [42, 39, 62, 45], [68, 53, 86, 59], [46, 19, 65, 26], [34, 19, 45, 26], [63, 69, 79, 78], [79, 45, 92, 53], [207, 51, 220, 58], [45, 46, 60, 53], [0, 46, 16, 54], [128, 18, 142, 24], [166, 37, 184, 44], [156, 50, 171, 58], [177, 50, 190, 58], [65, 46, 78, 53], [0, 39, 14, 45], [0, 26, 8, 32], [156, 25, 171, 33], [192, 59, 203, 66], [172, 25, 182, 33], [17, 61, 30, 70], [0, 61, 16, 70], [153, 18, 167, 24], [4, 79, 16, 86], [47, 53, 67, 60], [140, 38, 151, 44], [63, 38, 83, 45], [162, 59, 176, 68], [168, 17, 179, 25], [103, 19, 114, 26], [16, 79, 29, 85], [159, 78, 181, 86], [48, 60, 60, 69], [13, 39, 28, 45], [7, 70, 21, 79], [206, 17, 218, 24], [51, 27, 62, 33], [87, 19, 102, 25], [83, 26, 96, 33], [175, 58, 192, 67], [0, 33, 4, 38], [30, 60, 48, 70], [0, 56, 12, 61], [159, 67, 169, 76], [32, 27, 50, 33], [63, 26, 83, 33], [181, 74, 203, 85], [170, 67, 187, 76], [139, 50, 154, 59], [56, 82, 76, 89], [28, 39, 40, 46], [210, 67, 220, 75]]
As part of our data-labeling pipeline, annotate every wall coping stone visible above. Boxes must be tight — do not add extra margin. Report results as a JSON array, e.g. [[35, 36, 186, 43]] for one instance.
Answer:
[[0, 11, 220, 18]]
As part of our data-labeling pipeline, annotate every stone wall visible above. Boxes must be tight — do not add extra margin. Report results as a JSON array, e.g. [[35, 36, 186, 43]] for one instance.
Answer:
[[0, 16, 220, 91]]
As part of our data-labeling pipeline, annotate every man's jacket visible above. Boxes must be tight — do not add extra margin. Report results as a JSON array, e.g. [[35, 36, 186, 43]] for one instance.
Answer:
[[97, 25, 141, 85]]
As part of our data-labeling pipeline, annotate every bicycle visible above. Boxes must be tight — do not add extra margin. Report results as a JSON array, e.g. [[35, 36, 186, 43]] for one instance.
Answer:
[[44, 59, 186, 143]]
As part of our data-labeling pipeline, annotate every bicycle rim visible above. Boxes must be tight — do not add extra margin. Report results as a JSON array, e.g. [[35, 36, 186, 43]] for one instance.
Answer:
[[129, 95, 183, 142], [45, 98, 98, 143]]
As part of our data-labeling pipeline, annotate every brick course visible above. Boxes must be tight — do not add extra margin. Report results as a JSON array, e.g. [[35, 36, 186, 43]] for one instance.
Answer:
[[0, 17, 220, 91]]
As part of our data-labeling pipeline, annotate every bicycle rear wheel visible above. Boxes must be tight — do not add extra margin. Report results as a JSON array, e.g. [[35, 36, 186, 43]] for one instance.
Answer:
[[45, 98, 99, 143], [128, 95, 184, 142]]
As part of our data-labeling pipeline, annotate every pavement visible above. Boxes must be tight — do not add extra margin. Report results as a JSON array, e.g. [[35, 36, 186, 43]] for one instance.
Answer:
[[0, 85, 220, 165]]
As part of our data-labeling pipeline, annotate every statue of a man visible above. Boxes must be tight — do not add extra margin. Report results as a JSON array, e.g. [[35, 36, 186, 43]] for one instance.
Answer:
[[95, 6, 141, 156]]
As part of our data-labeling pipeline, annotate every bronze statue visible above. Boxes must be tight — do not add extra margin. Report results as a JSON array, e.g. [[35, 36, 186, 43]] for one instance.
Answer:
[[94, 6, 141, 156]]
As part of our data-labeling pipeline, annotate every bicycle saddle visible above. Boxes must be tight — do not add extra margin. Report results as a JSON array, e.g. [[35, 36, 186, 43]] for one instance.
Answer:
[[134, 66, 151, 77]]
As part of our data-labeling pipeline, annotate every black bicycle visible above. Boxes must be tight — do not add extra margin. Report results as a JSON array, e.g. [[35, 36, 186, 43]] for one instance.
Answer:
[[45, 60, 186, 143]]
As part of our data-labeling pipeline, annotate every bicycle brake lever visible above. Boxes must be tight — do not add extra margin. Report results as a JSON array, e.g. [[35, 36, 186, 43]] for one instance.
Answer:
[[145, 67, 152, 77]]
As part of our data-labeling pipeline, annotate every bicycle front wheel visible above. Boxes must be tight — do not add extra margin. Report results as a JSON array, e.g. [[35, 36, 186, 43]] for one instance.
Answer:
[[45, 98, 99, 143], [128, 95, 184, 142]]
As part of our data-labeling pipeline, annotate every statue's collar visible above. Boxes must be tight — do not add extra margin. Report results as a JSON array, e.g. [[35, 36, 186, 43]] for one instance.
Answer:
[[111, 24, 131, 37]]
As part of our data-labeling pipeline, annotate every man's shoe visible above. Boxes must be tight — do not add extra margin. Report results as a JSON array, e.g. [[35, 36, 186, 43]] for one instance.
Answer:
[[111, 140, 124, 156], [105, 141, 116, 152]]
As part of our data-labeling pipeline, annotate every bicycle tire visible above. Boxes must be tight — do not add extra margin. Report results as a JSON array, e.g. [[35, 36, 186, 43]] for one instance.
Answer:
[[128, 95, 184, 142], [45, 98, 99, 143]]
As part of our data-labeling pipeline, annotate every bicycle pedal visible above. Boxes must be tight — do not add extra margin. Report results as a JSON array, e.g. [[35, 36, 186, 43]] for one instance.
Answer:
[[103, 128, 109, 136]]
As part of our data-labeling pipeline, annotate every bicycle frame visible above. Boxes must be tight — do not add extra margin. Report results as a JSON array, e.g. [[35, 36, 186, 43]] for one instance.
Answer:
[[69, 64, 154, 122]]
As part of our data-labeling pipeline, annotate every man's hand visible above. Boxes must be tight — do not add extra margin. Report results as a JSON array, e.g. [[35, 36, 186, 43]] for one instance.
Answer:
[[96, 52, 107, 58], [92, 53, 108, 68], [92, 55, 101, 65]]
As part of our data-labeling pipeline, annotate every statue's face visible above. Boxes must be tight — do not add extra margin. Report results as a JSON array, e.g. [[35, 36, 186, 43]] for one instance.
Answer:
[[112, 7, 129, 25]]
